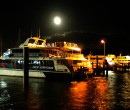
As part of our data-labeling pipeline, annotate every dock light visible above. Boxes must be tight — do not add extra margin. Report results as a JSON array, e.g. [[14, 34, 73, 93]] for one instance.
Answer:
[[101, 40, 106, 56]]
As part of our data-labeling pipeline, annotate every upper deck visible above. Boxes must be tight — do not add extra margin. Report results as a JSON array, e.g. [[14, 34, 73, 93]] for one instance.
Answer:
[[2, 37, 85, 60]]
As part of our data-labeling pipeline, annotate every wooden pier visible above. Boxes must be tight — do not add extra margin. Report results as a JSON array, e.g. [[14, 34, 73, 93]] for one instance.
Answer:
[[86, 55, 109, 77], [86, 55, 130, 77]]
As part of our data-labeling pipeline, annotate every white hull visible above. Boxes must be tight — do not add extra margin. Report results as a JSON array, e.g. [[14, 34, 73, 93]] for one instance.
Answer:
[[0, 68, 46, 78]]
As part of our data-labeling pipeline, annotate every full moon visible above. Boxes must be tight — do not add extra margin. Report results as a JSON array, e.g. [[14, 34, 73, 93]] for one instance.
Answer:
[[54, 16, 61, 25]]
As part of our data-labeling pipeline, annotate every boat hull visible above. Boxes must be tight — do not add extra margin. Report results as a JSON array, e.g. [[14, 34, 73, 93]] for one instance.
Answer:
[[0, 68, 45, 78], [44, 71, 88, 80], [44, 71, 72, 80]]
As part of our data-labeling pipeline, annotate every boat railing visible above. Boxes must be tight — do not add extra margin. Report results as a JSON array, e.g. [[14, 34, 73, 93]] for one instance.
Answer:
[[65, 53, 85, 59], [41, 52, 86, 59]]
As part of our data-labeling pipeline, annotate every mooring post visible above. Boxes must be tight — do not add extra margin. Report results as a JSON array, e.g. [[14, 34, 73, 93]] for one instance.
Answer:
[[23, 46, 29, 89], [122, 63, 123, 71], [106, 63, 108, 77], [103, 62, 105, 76], [128, 63, 130, 72], [95, 56, 98, 76], [92, 62, 94, 70], [96, 56, 98, 69]]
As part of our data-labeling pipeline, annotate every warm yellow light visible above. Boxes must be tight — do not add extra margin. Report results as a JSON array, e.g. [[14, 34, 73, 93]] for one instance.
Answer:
[[101, 40, 105, 44], [72, 47, 81, 51], [54, 16, 61, 25]]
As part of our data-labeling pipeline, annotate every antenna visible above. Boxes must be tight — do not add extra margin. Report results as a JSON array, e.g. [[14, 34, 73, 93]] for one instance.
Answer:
[[0, 39, 2, 57], [16, 28, 21, 47], [30, 29, 32, 37], [39, 28, 40, 38]]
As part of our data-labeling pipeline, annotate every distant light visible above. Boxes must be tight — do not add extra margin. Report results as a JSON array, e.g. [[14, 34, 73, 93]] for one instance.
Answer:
[[101, 40, 105, 44], [54, 16, 61, 25], [126, 55, 130, 59]]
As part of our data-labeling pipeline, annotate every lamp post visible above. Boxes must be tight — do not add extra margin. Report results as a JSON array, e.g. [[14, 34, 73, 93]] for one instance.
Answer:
[[101, 40, 105, 56]]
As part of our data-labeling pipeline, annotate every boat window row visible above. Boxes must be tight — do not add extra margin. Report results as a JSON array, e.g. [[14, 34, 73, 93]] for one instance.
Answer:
[[0, 59, 54, 70], [57, 59, 83, 65], [117, 60, 130, 61]]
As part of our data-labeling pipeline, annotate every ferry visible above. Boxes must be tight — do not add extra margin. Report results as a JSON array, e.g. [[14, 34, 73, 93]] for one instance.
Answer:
[[116, 55, 130, 65], [0, 36, 92, 80]]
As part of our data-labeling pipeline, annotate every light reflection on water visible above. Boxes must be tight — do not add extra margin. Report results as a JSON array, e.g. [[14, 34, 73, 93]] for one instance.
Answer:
[[0, 71, 130, 109], [68, 78, 110, 110], [108, 71, 130, 110]]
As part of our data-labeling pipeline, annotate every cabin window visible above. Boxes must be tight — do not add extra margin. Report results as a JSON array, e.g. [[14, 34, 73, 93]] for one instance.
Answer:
[[28, 39, 35, 43], [37, 40, 43, 45], [41, 60, 54, 66]]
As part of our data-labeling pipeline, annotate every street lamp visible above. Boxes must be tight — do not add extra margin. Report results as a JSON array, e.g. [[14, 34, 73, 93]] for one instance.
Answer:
[[101, 40, 106, 56]]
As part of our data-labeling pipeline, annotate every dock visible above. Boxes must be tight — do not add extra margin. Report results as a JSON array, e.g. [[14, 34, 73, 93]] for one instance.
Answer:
[[86, 54, 130, 77], [86, 55, 109, 77]]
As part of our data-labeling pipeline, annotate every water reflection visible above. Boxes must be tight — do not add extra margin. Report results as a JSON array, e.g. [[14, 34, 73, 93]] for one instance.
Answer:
[[0, 79, 13, 109], [1, 71, 130, 109], [25, 82, 44, 109], [0, 80, 7, 88], [108, 71, 130, 109], [68, 78, 110, 110]]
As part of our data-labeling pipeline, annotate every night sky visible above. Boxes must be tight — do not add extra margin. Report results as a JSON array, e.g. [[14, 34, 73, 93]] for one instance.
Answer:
[[0, 1, 130, 55]]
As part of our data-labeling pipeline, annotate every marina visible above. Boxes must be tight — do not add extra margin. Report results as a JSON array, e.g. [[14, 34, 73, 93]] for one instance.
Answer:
[[1, 36, 130, 109], [1, 36, 130, 80], [0, 1, 129, 109]]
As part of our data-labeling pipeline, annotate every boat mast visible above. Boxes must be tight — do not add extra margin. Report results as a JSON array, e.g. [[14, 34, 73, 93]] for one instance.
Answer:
[[0, 39, 2, 57], [38, 28, 40, 38], [16, 28, 21, 47], [30, 29, 32, 37]]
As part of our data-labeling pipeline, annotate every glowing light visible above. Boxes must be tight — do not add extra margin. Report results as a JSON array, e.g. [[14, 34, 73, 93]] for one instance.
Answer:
[[69, 47, 81, 51], [126, 55, 130, 59], [54, 16, 61, 25], [101, 40, 105, 44]]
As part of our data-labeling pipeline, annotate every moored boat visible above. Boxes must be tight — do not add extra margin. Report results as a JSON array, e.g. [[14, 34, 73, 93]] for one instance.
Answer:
[[116, 55, 130, 64], [0, 36, 92, 80]]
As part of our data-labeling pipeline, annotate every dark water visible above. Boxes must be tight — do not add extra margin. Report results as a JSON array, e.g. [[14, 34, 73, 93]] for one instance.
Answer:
[[1, 71, 130, 110]]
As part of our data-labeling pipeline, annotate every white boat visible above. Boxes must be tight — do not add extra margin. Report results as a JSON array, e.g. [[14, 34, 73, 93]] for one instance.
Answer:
[[106, 54, 130, 65], [0, 36, 92, 80], [105, 54, 117, 66], [116, 55, 130, 65]]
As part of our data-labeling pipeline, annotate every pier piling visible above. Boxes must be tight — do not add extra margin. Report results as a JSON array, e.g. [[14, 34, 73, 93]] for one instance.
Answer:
[[23, 46, 29, 90]]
